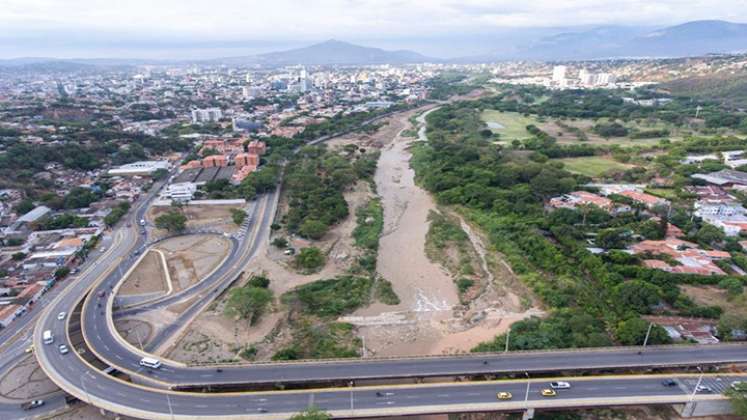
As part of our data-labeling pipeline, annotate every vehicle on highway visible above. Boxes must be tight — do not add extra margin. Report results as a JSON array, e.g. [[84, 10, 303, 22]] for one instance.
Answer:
[[541, 389, 557, 397], [57, 311, 67, 320], [42, 330, 54, 344], [140, 219, 146, 226], [139, 357, 162, 369], [98, 290, 106, 298], [695, 385, 712, 393], [58, 344, 69, 355], [661, 379, 677, 387], [21, 400, 44, 410], [496, 391, 512, 400], [550, 381, 571, 389], [24, 345, 34, 353], [732, 381, 747, 392]]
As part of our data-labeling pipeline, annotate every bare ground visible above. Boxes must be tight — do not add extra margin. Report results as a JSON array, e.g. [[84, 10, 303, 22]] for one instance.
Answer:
[[118, 250, 168, 296], [147, 204, 244, 237], [157, 235, 231, 292], [0, 355, 60, 400]]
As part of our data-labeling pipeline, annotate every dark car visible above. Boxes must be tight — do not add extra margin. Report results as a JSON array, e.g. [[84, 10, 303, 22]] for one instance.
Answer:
[[661, 379, 677, 387]]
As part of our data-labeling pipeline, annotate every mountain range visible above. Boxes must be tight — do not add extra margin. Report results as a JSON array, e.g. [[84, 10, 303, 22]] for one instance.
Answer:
[[498, 20, 747, 60], [2, 20, 747, 67]]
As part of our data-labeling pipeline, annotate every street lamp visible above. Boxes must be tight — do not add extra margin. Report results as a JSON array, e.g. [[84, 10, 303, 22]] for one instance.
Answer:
[[524, 372, 530, 409], [688, 366, 704, 416]]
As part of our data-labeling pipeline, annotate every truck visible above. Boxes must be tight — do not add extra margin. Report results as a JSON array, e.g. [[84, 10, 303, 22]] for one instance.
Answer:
[[42, 330, 54, 345]]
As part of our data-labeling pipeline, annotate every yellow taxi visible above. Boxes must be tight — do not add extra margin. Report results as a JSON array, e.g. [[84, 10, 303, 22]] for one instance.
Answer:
[[541, 388, 557, 397], [496, 391, 512, 400]]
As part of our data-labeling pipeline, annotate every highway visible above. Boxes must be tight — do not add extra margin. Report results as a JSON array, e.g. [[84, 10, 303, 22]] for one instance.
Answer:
[[28, 107, 747, 419]]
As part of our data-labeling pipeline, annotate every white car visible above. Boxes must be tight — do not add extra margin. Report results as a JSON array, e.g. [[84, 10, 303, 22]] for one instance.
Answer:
[[57, 312, 66, 321], [550, 381, 571, 389], [695, 385, 712, 393], [58, 344, 69, 355]]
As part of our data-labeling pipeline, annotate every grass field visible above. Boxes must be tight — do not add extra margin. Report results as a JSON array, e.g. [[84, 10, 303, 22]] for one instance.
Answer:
[[480, 110, 540, 141], [557, 156, 634, 177]]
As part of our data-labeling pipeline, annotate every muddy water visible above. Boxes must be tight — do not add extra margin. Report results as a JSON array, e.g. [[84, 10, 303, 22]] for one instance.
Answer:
[[364, 126, 459, 318]]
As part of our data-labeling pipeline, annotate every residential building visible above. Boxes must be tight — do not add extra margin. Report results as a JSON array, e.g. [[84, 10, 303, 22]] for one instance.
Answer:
[[191, 108, 223, 123], [548, 191, 614, 212]]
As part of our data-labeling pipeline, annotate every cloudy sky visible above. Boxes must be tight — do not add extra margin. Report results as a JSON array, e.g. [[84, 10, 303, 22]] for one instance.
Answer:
[[1, 0, 746, 58]]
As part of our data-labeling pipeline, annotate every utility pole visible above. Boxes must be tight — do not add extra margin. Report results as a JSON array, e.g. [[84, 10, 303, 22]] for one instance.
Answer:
[[362, 335, 367, 358], [641, 322, 654, 352], [505, 329, 511, 353]]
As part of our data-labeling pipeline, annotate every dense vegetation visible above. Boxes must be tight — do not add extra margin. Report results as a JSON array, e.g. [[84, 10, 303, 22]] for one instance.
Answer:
[[410, 94, 729, 351], [283, 146, 378, 239]]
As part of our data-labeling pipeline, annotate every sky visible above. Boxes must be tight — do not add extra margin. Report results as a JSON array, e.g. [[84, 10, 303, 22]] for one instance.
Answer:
[[1, 0, 746, 59]]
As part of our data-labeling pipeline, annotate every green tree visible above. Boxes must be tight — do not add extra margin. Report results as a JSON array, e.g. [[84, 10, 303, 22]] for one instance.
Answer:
[[615, 317, 672, 345], [696, 224, 725, 246], [230, 208, 247, 225], [298, 219, 328, 240], [726, 389, 747, 418], [224, 286, 273, 325], [271, 237, 288, 248], [294, 247, 325, 273], [290, 407, 331, 420], [11, 252, 26, 261], [154, 210, 187, 232], [14, 199, 35, 215], [614, 280, 662, 314], [54, 267, 71, 280], [719, 277, 744, 297]]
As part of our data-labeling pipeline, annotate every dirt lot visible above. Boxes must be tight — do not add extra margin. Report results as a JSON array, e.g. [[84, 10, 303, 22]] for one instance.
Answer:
[[681, 284, 747, 318], [0, 355, 60, 400], [148, 203, 244, 236], [157, 235, 231, 292], [118, 250, 168, 296]]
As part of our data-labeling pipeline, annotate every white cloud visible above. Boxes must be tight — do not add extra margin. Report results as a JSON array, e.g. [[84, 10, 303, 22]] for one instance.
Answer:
[[1, 0, 746, 39]]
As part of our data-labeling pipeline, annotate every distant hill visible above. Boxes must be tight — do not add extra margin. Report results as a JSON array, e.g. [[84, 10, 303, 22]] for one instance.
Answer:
[[663, 69, 747, 109], [471, 20, 747, 61], [221, 39, 435, 66]]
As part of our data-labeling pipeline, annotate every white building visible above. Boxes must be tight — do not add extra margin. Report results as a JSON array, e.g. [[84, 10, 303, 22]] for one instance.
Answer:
[[162, 182, 197, 202], [191, 108, 223, 124], [108, 161, 170, 176], [552, 65, 567, 83]]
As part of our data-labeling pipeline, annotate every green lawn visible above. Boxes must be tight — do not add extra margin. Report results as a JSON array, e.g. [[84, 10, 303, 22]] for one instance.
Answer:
[[557, 156, 634, 177], [480, 110, 539, 141]]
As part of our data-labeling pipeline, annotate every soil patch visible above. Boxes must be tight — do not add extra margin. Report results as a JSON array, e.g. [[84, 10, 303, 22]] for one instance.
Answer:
[[117, 250, 168, 296]]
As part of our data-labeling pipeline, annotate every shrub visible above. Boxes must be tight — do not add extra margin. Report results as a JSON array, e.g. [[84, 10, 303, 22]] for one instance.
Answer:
[[293, 247, 325, 273]]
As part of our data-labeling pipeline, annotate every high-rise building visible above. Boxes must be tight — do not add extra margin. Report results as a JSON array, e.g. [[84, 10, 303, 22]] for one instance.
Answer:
[[191, 108, 222, 124], [552, 65, 567, 82], [579, 69, 595, 85]]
